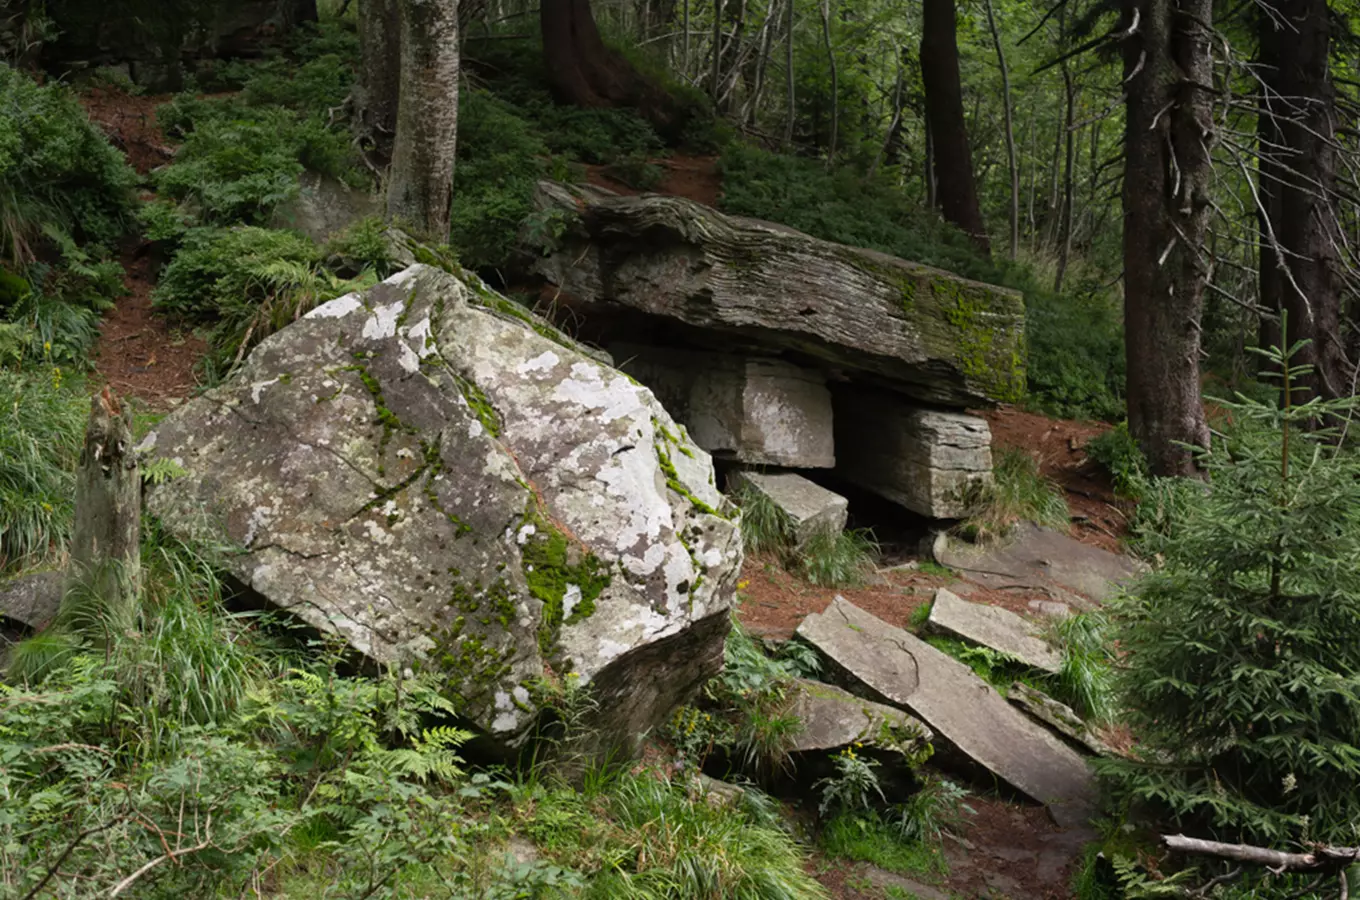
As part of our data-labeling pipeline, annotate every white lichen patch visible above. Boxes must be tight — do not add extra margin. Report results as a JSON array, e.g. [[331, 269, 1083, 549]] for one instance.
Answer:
[[362, 299, 405, 341], [492, 690, 521, 732], [136, 431, 157, 453], [250, 376, 281, 405], [243, 504, 277, 547], [407, 316, 435, 356], [562, 583, 582, 619], [517, 350, 560, 375], [553, 363, 647, 424], [307, 292, 363, 319]]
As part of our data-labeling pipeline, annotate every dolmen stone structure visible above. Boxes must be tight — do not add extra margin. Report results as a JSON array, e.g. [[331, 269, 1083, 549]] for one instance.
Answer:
[[527, 181, 1026, 519], [140, 264, 743, 760]]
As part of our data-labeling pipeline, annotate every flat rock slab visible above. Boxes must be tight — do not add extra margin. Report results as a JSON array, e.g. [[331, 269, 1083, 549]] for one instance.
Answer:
[[927, 587, 1062, 674], [531, 181, 1026, 408], [935, 523, 1144, 606], [0, 570, 64, 631], [797, 596, 1097, 828], [1008, 682, 1113, 758], [788, 677, 932, 753], [727, 471, 848, 546]]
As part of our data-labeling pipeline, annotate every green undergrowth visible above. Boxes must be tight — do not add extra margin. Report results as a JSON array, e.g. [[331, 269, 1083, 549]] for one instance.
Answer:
[[0, 367, 87, 572], [0, 65, 136, 365]]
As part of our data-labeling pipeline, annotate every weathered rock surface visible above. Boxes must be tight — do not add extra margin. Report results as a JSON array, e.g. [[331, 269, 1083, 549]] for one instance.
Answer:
[[833, 386, 993, 518], [797, 597, 1097, 827], [612, 343, 834, 467], [927, 587, 1062, 674], [788, 677, 932, 753], [727, 471, 848, 546], [1008, 682, 1113, 758], [141, 264, 742, 758], [934, 523, 1143, 606], [272, 172, 382, 244], [531, 181, 1026, 407], [0, 570, 64, 632]]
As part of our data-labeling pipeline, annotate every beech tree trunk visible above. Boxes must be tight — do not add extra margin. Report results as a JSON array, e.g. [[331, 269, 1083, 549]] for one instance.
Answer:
[[1257, 0, 1352, 402], [1054, 61, 1077, 291], [819, 0, 837, 165], [920, 0, 989, 255], [541, 0, 688, 140], [783, 0, 795, 148], [64, 388, 140, 636], [358, 0, 401, 162], [1121, 0, 1213, 476], [387, 0, 459, 239]]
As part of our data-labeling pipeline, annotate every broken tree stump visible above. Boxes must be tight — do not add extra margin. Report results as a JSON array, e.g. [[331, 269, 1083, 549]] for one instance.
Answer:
[[62, 387, 140, 635]]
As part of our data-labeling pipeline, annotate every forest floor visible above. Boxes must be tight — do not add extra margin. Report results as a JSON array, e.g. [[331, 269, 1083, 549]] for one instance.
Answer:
[[80, 89, 1128, 899]]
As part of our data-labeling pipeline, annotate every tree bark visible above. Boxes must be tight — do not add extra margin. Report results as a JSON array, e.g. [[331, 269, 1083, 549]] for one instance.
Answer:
[[1257, 0, 1352, 402], [783, 0, 795, 148], [819, 0, 837, 165], [1054, 61, 1077, 291], [920, 0, 989, 255], [63, 387, 140, 637], [983, 0, 1018, 260], [710, 0, 723, 100], [387, 0, 460, 239], [358, 0, 401, 163], [541, 0, 689, 140], [1121, 0, 1214, 476]]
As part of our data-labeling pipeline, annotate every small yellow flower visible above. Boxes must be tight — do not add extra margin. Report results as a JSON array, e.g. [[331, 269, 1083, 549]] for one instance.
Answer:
[[737, 580, 750, 590]]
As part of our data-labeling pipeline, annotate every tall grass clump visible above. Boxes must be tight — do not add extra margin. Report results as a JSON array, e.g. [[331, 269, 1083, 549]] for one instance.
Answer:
[[730, 480, 877, 587], [960, 447, 1069, 542], [1101, 337, 1360, 852], [0, 369, 85, 572]]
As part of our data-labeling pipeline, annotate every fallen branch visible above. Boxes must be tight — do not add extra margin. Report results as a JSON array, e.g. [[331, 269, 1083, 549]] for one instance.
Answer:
[[1163, 833, 1360, 871]]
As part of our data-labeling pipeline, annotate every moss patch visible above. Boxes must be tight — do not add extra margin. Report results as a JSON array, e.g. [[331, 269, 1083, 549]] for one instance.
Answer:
[[455, 374, 502, 438], [519, 508, 613, 659]]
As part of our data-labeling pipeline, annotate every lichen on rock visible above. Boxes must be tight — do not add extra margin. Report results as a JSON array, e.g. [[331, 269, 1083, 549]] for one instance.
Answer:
[[141, 264, 742, 759]]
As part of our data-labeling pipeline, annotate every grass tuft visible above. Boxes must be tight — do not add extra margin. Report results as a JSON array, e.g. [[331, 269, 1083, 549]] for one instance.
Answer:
[[960, 447, 1069, 542], [799, 527, 880, 588]]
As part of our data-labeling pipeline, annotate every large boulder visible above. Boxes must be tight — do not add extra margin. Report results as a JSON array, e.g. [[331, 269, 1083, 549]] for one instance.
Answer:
[[529, 181, 1026, 408], [141, 264, 742, 758]]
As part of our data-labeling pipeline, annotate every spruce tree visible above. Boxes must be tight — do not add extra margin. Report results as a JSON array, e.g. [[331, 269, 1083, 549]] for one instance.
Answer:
[[1102, 337, 1360, 845]]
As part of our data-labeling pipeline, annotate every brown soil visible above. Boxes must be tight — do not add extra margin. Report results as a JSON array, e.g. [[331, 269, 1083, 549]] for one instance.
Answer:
[[983, 405, 1131, 554], [585, 154, 722, 207], [80, 88, 176, 175], [92, 244, 205, 410]]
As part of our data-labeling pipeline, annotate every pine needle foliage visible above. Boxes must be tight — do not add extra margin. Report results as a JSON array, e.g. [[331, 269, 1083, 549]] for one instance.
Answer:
[[1100, 337, 1360, 846]]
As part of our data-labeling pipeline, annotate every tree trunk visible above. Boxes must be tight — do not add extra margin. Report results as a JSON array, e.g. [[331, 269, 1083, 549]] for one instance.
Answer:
[[1054, 61, 1077, 291], [541, 0, 689, 140], [783, 0, 795, 148], [1258, 0, 1352, 401], [388, 0, 460, 239], [358, 0, 401, 163], [819, 0, 837, 165], [870, 45, 905, 178], [710, 0, 723, 101], [63, 388, 140, 637], [920, 0, 989, 255], [1121, 0, 1213, 476], [983, 0, 1018, 260]]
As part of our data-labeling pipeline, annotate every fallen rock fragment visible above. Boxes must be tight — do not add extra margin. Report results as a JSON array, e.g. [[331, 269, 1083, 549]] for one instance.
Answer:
[[927, 587, 1062, 674], [1007, 682, 1113, 757], [727, 471, 848, 546], [796, 596, 1097, 828]]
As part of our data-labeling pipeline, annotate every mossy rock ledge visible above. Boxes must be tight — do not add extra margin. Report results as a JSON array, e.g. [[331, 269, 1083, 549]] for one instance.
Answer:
[[529, 181, 1026, 407], [140, 264, 742, 759]]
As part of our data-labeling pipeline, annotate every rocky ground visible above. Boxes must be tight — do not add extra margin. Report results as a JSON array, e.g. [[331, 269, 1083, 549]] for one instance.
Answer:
[[78, 89, 1136, 899]]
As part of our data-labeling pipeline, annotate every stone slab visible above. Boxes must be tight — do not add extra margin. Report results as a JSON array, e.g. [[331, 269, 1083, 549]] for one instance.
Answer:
[[532, 181, 1026, 407], [0, 570, 64, 631], [727, 471, 848, 546], [927, 587, 1062, 674], [612, 343, 834, 467], [1008, 682, 1113, 758], [788, 677, 932, 753], [833, 385, 992, 518], [935, 522, 1144, 605], [796, 596, 1097, 828]]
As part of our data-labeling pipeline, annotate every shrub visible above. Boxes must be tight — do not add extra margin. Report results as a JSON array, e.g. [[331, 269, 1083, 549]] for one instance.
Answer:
[[0, 64, 137, 262], [0, 368, 85, 572], [154, 226, 375, 375], [1085, 422, 1148, 498], [1100, 341, 1360, 847]]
